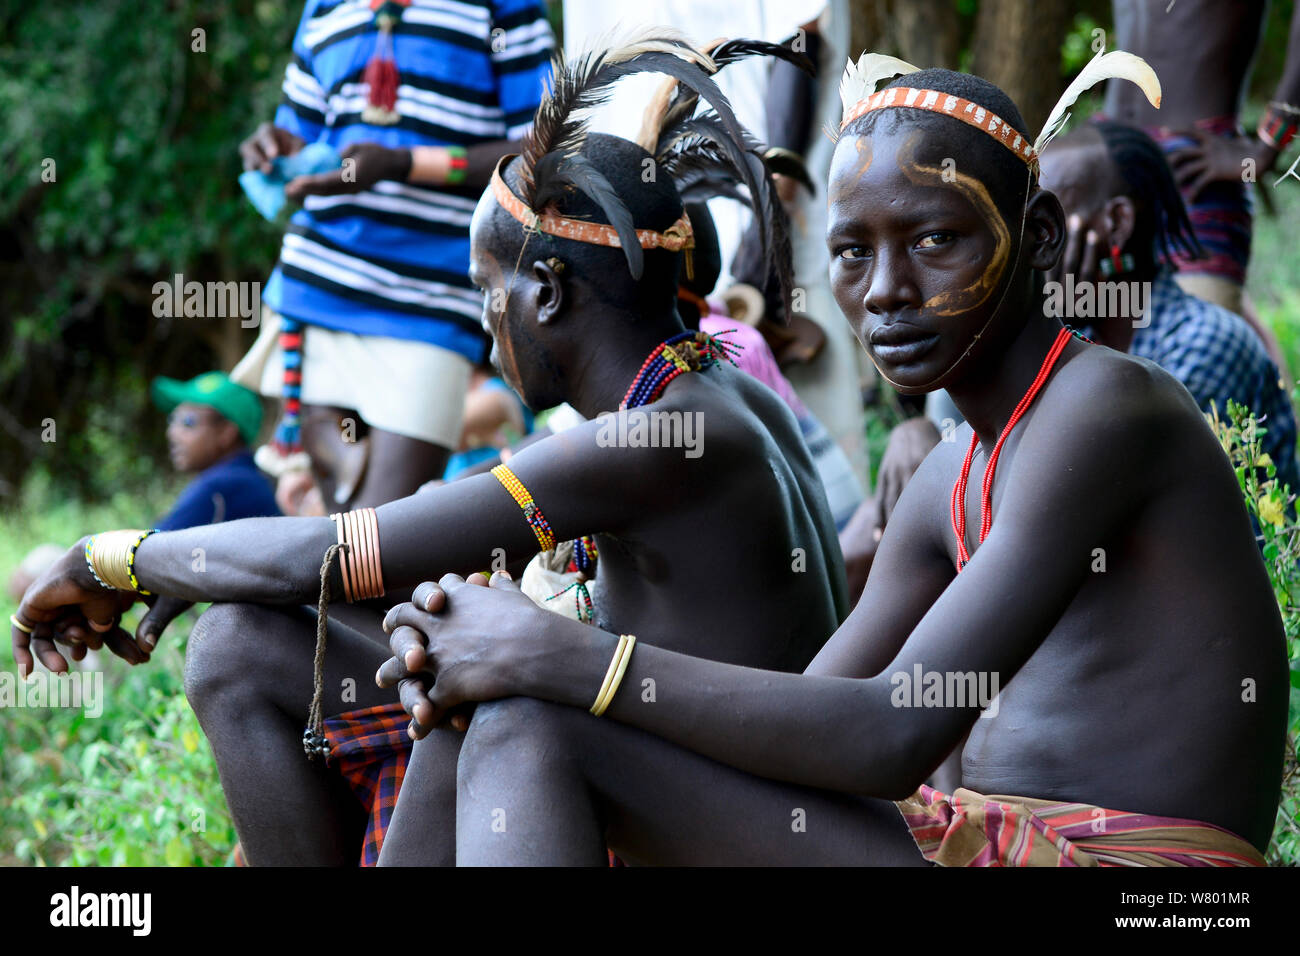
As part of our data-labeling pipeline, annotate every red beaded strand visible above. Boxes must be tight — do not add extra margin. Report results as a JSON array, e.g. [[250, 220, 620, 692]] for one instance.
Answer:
[[951, 327, 1074, 570]]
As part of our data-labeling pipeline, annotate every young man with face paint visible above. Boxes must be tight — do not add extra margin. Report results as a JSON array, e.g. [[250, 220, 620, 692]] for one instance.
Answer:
[[11, 38, 847, 866], [373, 65, 1287, 866]]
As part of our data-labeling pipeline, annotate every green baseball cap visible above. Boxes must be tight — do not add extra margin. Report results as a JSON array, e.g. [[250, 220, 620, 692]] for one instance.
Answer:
[[151, 371, 263, 445]]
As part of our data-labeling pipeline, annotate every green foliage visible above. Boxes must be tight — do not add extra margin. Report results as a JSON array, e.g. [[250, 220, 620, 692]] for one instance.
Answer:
[[0, 0, 299, 501], [1204, 399, 1300, 865], [0, 477, 234, 866]]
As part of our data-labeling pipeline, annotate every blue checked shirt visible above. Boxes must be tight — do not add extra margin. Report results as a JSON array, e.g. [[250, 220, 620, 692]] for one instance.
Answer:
[[1130, 275, 1300, 495]]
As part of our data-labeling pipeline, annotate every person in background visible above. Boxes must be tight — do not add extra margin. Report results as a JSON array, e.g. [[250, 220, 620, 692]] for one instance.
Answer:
[[1040, 120, 1300, 498], [233, 0, 555, 511], [152, 372, 281, 531], [443, 366, 533, 481], [1107, 0, 1300, 373]]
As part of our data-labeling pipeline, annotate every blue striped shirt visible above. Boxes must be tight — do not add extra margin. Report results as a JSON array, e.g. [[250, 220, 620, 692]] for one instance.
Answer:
[[264, 0, 554, 361]]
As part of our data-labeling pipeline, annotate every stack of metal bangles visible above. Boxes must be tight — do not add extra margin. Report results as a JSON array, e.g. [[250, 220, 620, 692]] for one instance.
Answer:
[[83, 529, 156, 595], [330, 507, 385, 602]]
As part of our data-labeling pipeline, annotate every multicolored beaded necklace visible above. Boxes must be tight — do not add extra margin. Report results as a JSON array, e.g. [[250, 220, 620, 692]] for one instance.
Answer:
[[620, 330, 742, 409], [951, 326, 1088, 571], [549, 330, 740, 619]]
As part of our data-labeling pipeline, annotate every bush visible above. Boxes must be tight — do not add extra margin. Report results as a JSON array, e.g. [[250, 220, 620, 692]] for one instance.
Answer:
[[1205, 399, 1300, 865]]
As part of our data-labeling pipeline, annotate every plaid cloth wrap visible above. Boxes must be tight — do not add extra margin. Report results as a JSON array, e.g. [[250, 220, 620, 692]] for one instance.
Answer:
[[322, 703, 412, 867], [1130, 275, 1300, 495], [1144, 116, 1253, 284], [896, 785, 1267, 867]]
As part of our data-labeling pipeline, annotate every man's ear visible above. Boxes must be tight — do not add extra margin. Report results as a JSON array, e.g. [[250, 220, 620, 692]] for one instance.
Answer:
[[1102, 195, 1137, 250], [531, 258, 566, 326], [1024, 186, 1066, 272]]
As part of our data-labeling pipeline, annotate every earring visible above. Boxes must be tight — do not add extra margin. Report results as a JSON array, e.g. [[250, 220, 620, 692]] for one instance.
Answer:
[[1099, 243, 1135, 279]]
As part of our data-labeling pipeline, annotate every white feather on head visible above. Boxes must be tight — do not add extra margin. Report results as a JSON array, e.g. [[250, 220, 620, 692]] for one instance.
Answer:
[[838, 52, 921, 118], [1032, 49, 1161, 158]]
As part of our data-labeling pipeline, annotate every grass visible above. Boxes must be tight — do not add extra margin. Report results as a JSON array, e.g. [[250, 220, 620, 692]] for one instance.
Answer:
[[0, 471, 236, 866]]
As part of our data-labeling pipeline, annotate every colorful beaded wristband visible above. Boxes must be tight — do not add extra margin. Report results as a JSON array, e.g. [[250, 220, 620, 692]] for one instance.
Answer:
[[1259, 102, 1300, 153], [446, 145, 468, 186], [84, 536, 112, 591], [491, 464, 557, 552]]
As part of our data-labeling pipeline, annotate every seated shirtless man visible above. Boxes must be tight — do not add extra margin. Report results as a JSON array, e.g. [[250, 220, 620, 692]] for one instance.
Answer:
[[11, 39, 846, 866], [374, 65, 1288, 866]]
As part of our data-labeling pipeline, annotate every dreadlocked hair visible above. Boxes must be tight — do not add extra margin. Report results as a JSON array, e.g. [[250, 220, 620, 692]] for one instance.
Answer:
[[1092, 119, 1204, 264]]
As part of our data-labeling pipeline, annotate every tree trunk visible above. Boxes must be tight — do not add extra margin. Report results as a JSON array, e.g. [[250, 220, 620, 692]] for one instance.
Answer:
[[971, 0, 1073, 133], [888, 0, 961, 69], [845, 0, 961, 69]]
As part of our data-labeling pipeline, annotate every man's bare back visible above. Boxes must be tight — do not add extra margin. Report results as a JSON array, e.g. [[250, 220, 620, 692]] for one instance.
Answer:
[[587, 362, 846, 671]]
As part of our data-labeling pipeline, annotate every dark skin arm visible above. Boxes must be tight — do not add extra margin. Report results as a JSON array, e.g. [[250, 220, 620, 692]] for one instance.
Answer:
[[284, 140, 524, 199], [1167, 0, 1300, 194], [382, 375, 1163, 795], [839, 417, 941, 605], [239, 120, 521, 197], [11, 414, 689, 677]]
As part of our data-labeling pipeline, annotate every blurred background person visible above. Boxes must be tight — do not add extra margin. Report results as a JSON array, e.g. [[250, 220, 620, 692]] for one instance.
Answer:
[[232, 0, 556, 511], [151, 371, 281, 531]]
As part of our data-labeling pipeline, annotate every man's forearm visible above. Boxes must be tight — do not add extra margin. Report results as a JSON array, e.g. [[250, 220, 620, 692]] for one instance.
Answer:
[[521, 622, 940, 799], [132, 516, 337, 605], [129, 473, 542, 607], [408, 139, 523, 190]]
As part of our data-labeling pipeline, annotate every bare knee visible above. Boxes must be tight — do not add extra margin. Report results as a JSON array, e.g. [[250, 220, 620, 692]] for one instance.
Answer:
[[457, 697, 582, 786], [183, 602, 284, 712]]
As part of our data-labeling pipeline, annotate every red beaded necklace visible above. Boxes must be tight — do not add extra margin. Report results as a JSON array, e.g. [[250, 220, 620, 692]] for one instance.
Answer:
[[950, 326, 1075, 571]]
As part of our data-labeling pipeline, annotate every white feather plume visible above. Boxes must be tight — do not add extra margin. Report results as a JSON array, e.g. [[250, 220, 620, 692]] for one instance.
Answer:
[[1034, 50, 1161, 156], [595, 25, 717, 72], [839, 52, 921, 114]]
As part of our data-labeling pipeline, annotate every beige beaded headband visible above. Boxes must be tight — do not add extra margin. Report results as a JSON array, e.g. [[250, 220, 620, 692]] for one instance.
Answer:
[[837, 50, 1162, 171], [489, 154, 694, 256]]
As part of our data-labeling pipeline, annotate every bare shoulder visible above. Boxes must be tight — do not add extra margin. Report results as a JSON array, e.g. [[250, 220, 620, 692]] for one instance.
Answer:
[[1032, 343, 1209, 467]]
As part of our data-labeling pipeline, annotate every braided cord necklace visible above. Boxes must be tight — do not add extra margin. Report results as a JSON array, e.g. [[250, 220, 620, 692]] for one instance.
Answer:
[[951, 326, 1087, 571]]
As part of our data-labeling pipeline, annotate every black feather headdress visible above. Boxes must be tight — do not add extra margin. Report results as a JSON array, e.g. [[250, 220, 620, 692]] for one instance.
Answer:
[[500, 28, 754, 280], [643, 35, 814, 321]]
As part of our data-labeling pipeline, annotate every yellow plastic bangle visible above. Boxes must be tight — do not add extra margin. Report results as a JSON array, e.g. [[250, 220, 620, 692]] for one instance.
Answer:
[[591, 635, 636, 717], [590, 634, 628, 716]]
